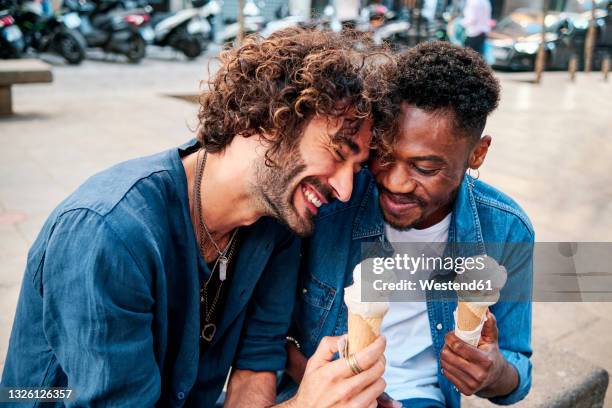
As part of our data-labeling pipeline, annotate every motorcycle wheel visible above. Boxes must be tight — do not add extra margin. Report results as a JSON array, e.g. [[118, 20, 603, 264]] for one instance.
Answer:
[[54, 31, 86, 65], [180, 37, 202, 60], [125, 32, 146, 63]]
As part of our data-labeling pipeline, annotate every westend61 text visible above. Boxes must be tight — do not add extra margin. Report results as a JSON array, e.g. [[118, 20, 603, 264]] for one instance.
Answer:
[[373, 279, 493, 292]]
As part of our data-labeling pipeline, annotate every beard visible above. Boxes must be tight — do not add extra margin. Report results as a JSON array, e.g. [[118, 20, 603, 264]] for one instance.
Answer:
[[379, 184, 459, 231], [252, 148, 318, 237]]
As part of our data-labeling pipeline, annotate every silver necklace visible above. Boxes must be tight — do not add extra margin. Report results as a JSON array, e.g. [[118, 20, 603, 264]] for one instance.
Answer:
[[192, 148, 239, 342], [193, 149, 237, 281]]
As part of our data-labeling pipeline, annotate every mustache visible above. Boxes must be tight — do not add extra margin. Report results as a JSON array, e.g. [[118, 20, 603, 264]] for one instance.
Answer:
[[379, 186, 427, 207], [303, 176, 334, 203]]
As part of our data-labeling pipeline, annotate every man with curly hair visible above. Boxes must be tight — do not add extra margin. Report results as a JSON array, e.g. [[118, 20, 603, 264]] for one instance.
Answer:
[[268, 41, 534, 408], [1, 28, 388, 407]]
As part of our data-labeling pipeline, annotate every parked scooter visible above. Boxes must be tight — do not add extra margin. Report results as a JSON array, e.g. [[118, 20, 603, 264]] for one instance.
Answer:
[[217, 0, 264, 44], [260, 4, 306, 38], [63, 0, 148, 63], [13, 0, 86, 64], [142, 0, 220, 59], [0, 3, 24, 58]]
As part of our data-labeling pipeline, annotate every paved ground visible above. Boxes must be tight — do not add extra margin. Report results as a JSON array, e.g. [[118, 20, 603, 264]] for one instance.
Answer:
[[1, 49, 611, 405]]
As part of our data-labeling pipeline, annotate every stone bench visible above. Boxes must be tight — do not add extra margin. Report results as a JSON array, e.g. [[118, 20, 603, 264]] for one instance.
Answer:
[[463, 347, 609, 408], [0, 59, 53, 116]]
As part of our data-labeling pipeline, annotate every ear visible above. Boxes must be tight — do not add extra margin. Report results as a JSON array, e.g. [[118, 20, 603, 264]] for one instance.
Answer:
[[468, 135, 491, 170]]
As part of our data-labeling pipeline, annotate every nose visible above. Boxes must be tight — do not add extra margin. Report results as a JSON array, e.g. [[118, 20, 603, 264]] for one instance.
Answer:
[[384, 163, 417, 194], [329, 165, 354, 203]]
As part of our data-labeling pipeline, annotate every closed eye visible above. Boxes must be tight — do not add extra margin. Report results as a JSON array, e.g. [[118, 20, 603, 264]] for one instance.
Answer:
[[334, 148, 346, 162], [412, 164, 440, 176]]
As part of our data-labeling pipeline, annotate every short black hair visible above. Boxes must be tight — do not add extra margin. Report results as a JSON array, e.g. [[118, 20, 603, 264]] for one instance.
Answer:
[[374, 41, 500, 150]]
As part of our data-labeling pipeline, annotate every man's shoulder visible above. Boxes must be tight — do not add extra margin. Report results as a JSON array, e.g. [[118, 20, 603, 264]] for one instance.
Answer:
[[31, 148, 183, 260], [58, 149, 179, 219], [471, 179, 534, 239]]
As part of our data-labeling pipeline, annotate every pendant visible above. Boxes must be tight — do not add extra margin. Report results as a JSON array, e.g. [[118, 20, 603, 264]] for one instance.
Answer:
[[201, 323, 216, 342], [219, 256, 228, 281]]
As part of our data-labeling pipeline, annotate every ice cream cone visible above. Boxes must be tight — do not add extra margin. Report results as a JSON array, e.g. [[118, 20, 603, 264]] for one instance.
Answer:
[[456, 301, 488, 331], [347, 312, 384, 355], [344, 262, 390, 356]]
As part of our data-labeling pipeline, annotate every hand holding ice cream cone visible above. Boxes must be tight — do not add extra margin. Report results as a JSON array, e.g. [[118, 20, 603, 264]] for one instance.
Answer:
[[454, 255, 507, 346]]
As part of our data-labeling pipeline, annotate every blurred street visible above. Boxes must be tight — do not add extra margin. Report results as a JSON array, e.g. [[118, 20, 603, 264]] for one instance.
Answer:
[[1, 51, 611, 405]]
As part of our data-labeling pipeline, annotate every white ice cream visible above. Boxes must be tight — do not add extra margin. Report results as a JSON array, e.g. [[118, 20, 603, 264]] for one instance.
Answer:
[[454, 255, 508, 303], [344, 262, 390, 317]]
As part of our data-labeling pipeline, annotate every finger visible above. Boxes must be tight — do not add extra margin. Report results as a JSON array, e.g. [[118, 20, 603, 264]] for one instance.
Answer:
[[347, 377, 386, 408], [441, 362, 477, 396], [309, 336, 342, 368], [343, 359, 385, 395], [327, 336, 387, 379], [440, 345, 488, 387], [354, 336, 387, 370], [479, 310, 499, 344], [444, 332, 489, 365], [440, 350, 482, 388]]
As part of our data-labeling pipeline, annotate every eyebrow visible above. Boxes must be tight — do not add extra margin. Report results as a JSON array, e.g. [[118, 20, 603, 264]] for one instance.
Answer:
[[343, 139, 361, 154], [409, 155, 447, 165], [332, 117, 364, 154]]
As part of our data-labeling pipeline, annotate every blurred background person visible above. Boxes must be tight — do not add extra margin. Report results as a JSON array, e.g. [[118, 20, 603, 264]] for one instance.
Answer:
[[462, 0, 491, 54]]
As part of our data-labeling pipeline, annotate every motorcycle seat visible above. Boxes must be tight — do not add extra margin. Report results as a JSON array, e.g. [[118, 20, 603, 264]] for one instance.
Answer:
[[149, 12, 171, 27]]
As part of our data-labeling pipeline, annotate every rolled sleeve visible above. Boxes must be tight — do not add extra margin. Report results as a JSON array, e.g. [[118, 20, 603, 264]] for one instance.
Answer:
[[42, 209, 160, 407], [488, 225, 534, 405], [233, 230, 301, 372]]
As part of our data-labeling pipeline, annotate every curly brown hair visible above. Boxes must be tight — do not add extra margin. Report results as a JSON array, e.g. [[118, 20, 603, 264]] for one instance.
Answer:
[[197, 28, 386, 165]]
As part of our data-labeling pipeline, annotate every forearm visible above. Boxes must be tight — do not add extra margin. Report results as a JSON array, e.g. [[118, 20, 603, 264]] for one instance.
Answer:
[[477, 359, 519, 398], [224, 369, 277, 408]]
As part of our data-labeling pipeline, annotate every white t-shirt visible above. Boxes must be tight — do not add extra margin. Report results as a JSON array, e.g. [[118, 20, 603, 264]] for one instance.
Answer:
[[382, 213, 451, 403], [463, 0, 492, 37]]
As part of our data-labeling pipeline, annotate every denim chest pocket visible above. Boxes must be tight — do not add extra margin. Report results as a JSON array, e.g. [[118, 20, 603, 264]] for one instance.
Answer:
[[294, 275, 336, 353]]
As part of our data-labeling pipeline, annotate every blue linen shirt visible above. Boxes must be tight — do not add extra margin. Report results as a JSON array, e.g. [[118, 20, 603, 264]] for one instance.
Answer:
[[277, 170, 534, 407], [1, 141, 300, 407]]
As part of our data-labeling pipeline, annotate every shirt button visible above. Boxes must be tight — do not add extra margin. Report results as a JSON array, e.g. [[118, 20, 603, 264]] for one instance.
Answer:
[[302, 288, 308, 294], [436, 323, 443, 330], [177, 392, 185, 400]]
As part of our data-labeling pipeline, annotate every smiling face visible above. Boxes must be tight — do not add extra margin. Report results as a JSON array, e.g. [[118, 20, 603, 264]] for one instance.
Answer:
[[255, 114, 372, 236], [371, 103, 490, 230]]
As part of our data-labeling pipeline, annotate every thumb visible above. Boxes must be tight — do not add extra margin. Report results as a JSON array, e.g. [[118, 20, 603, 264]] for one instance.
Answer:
[[308, 335, 343, 370], [479, 309, 499, 345]]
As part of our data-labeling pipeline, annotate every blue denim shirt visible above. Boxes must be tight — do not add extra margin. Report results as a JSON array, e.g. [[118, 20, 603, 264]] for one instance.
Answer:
[[1, 141, 300, 407], [279, 170, 533, 407]]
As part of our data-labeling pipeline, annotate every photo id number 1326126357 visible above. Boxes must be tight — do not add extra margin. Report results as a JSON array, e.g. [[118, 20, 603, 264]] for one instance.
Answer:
[[0, 388, 74, 402]]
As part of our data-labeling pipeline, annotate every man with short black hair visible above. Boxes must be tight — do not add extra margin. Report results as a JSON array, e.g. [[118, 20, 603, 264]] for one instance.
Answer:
[[271, 41, 533, 408]]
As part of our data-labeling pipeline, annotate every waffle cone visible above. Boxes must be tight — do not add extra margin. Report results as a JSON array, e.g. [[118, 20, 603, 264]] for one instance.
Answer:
[[456, 301, 488, 331], [347, 312, 383, 355]]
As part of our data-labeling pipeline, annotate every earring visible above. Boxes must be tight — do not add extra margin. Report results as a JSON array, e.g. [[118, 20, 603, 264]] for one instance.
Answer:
[[468, 168, 480, 180]]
